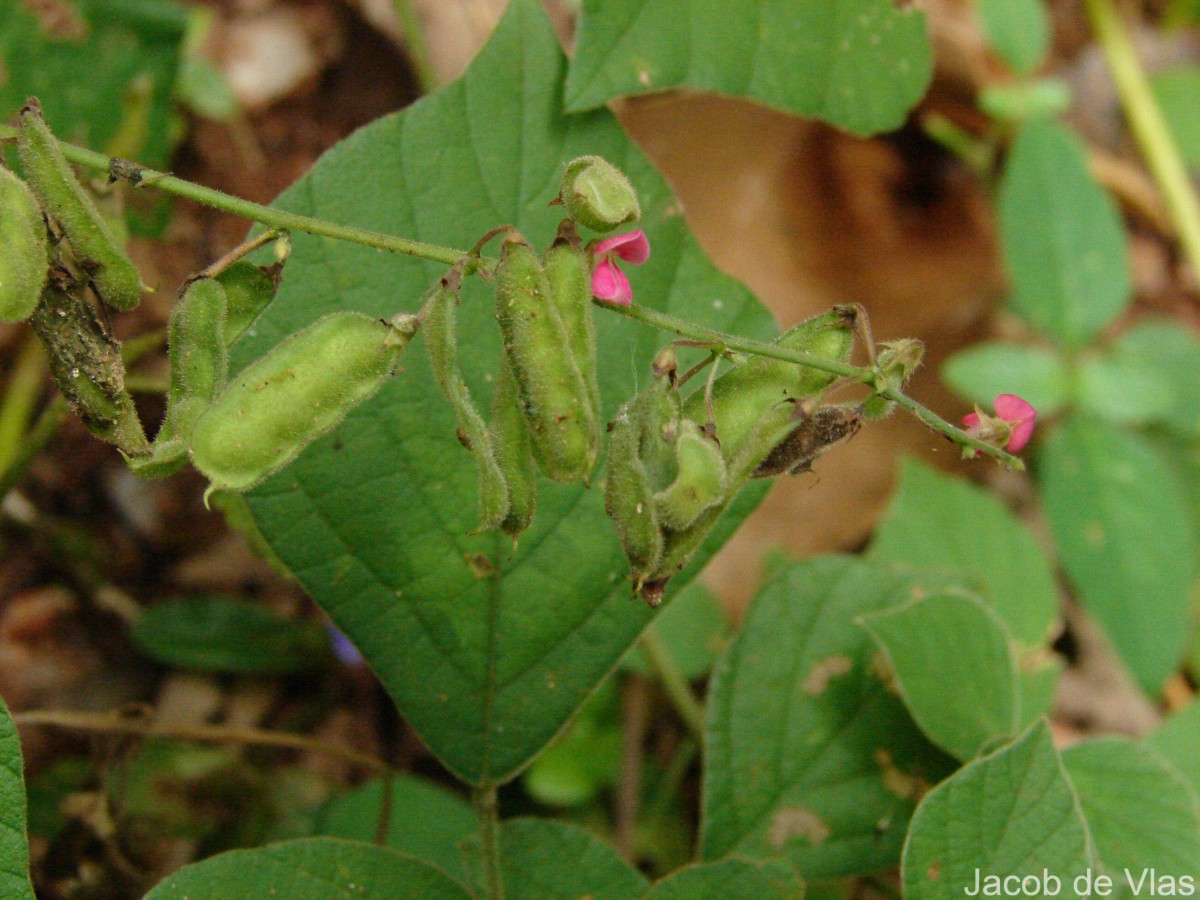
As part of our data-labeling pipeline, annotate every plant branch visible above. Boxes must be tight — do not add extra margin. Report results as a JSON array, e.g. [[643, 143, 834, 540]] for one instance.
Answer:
[[13, 708, 391, 775], [637, 625, 706, 739], [472, 785, 505, 900], [1083, 0, 1200, 277]]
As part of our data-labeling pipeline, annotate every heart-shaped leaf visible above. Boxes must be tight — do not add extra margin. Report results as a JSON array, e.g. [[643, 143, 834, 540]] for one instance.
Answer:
[[144, 838, 472, 899], [0, 697, 34, 900], [902, 721, 1095, 900], [566, 0, 933, 136], [240, 0, 774, 786], [701, 556, 953, 879]]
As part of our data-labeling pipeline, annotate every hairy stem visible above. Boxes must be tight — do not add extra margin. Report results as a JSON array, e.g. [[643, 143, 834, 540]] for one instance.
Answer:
[[473, 785, 505, 900], [1084, 0, 1200, 277], [637, 625, 706, 738]]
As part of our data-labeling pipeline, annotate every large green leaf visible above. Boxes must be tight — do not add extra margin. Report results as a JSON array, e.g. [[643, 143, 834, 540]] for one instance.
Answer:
[[999, 121, 1131, 349], [1149, 700, 1200, 796], [565, 0, 933, 136], [315, 775, 477, 882], [0, 696, 34, 900], [463, 818, 649, 899], [144, 838, 472, 899], [941, 341, 1070, 416], [241, 0, 774, 786], [902, 721, 1094, 900], [860, 593, 1019, 761], [1040, 416, 1196, 693], [870, 459, 1059, 652], [0, 0, 186, 167], [1062, 739, 1200, 892], [642, 858, 802, 899], [701, 557, 953, 880]]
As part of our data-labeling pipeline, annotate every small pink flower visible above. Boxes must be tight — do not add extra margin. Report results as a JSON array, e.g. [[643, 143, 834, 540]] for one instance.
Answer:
[[963, 393, 1037, 453], [590, 229, 650, 306]]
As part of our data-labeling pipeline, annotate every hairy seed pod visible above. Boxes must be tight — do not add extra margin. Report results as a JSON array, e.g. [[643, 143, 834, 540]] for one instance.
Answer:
[[605, 393, 664, 580], [559, 156, 640, 233], [489, 360, 537, 539], [29, 270, 149, 455], [18, 100, 144, 312], [0, 166, 50, 322], [682, 307, 856, 456], [218, 260, 282, 346], [543, 221, 601, 422], [494, 232, 597, 483], [751, 405, 862, 478], [652, 419, 727, 532], [424, 270, 509, 532], [190, 312, 416, 493]]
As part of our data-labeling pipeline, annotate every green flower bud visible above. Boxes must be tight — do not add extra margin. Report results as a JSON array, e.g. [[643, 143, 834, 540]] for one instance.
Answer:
[[190, 312, 414, 493], [424, 269, 509, 532], [29, 270, 148, 455], [217, 260, 282, 346], [18, 100, 144, 312], [489, 360, 537, 540], [0, 166, 49, 323], [559, 156, 640, 233], [494, 232, 597, 483]]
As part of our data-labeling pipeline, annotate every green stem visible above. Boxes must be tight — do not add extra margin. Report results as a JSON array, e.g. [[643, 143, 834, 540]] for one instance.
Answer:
[[0, 337, 46, 475], [597, 301, 1024, 469], [637, 625, 706, 739], [0, 124, 470, 269], [392, 0, 438, 94], [1084, 0, 1200, 276], [472, 785, 505, 900]]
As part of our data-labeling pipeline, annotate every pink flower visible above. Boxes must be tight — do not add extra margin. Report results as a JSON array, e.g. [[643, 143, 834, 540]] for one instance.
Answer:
[[590, 229, 650, 306], [963, 393, 1037, 453]]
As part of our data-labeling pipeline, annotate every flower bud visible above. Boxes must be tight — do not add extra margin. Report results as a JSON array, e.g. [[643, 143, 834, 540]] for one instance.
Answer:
[[559, 156, 640, 233]]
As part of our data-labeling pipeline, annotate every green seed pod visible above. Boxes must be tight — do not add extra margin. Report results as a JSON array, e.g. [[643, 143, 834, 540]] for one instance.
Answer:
[[489, 360, 537, 540], [424, 270, 509, 532], [494, 233, 597, 483], [17, 100, 144, 312], [217, 260, 282, 346], [0, 166, 50, 323], [190, 311, 415, 493], [604, 392, 664, 580], [543, 221, 601, 423], [559, 156, 640, 233], [29, 270, 149, 455], [682, 307, 856, 456], [652, 419, 727, 531]]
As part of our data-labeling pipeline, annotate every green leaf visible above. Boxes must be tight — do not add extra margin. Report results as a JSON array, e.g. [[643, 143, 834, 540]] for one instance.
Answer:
[[564, 0, 933, 136], [0, 0, 187, 167], [870, 459, 1058, 652], [975, 0, 1051, 75], [1040, 416, 1196, 693], [1063, 739, 1200, 887], [315, 775, 477, 882], [1077, 352, 1179, 427], [1111, 318, 1200, 438], [642, 858, 802, 899], [999, 121, 1131, 348], [623, 581, 730, 680], [523, 681, 622, 808], [1153, 66, 1200, 171], [144, 837, 472, 899], [861, 593, 1019, 761], [131, 595, 330, 674], [1149, 701, 1200, 796], [701, 557, 953, 880], [0, 696, 34, 900], [902, 721, 1094, 900], [464, 819, 649, 899], [240, 0, 775, 786], [941, 342, 1070, 416]]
